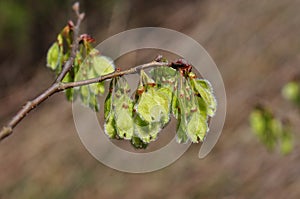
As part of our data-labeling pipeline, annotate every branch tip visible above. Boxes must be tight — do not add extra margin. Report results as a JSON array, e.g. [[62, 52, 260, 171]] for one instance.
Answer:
[[0, 126, 13, 141], [79, 13, 85, 20], [154, 55, 163, 62], [72, 2, 80, 13]]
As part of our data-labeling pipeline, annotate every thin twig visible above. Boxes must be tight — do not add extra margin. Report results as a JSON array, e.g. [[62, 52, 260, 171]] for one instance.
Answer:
[[0, 1, 84, 141], [56, 2, 85, 82], [60, 61, 168, 89], [0, 60, 169, 142]]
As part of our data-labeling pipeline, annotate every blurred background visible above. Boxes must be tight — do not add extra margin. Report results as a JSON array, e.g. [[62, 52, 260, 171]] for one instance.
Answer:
[[0, 0, 300, 198]]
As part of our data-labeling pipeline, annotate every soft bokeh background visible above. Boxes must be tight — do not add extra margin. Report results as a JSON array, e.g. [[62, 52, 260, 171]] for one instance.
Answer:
[[1, 0, 300, 198]]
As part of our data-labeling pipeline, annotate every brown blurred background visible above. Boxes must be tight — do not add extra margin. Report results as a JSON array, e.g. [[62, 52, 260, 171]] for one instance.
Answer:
[[0, 0, 300, 198]]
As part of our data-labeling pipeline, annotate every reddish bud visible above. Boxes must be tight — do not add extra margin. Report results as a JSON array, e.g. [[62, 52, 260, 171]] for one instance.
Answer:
[[80, 34, 95, 43], [171, 58, 192, 74], [68, 20, 74, 29], [137, 87, 145, 95], [147, 82, 156, 87]]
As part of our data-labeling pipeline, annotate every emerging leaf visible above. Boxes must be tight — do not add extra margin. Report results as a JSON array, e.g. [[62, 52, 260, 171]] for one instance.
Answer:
[[186, 111, 207, 142], [104, 80, 116, 138], [175, 76, 208, 143], [79, 85, 90, 106], [249, 108, 267, 136], [249, 106, 293, 154], [89, 92, 100, 112], [131, 136, 148, 149], [134, 114, 162, 143], [151, 66, 178, 119], [132, 70, 174, 143], [172, 93, 179, 119], [75, 49, 116, 111], [280, 128, 293, 155], [150, 66, 177, 88], [104, 77, 134, 140], [135, 88, 169, 124], [93, 53, 115, 76], [62, 72, 75, 101], [191, 78, 217, 117], [105, 113, 117, 138], [104, 81, 113, 119], [176, 112, 188, 143], [282, 81, 300, 105], [102, 63, 217, 148], [46, 42, 63, 71]]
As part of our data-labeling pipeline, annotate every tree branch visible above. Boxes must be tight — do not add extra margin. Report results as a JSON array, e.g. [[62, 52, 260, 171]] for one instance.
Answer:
[[56, 2, 85, 82], [0, 2, 83, 142], [0, 60, 169, 142], [60, 61, 168, 89], [0, 2, 172, 143]]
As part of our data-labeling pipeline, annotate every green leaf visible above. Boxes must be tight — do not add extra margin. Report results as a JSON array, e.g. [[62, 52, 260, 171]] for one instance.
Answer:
[[140, 70, 156, 86], [115, 108, 134, 139], [154, 88, 172, 125], [62, 73, 73, 101], [65, 88, 75, 101], [62, 72, 76, 101], [104, 80, 116, 138], [113, 96, 134, 139], [196, 96, 208, 120], [88, 93, 99, 112], [75, 51, 116, 111], [191, 78, 217, 117], [250, 106, 294, 154], [104, 80, 113, 119], [176, 77, 192, 142], [106, 77, 134, 140], [175, 76, 209, 143], [249, 107, 281, 151], [282, 81, 300, 104], [104, 113, 117, 138], [134, 70, 172, 143], [134, 114, 162, 143], [150, 66, 177, 87], [151, 67, 178, 121], [93, 54, 115, 76], [78, 85, 100, 111], [135, 87, 170, 125], [114, 77, 134, 139], [280, 129, 293, 155], [73, 51, 82, 73], [176, 112, 188, 143], [172, 93, 179, 119], [84, 49, 115, 80], [186, 110, 208, 142], [79, 85, 90, 106], [249, 109, 267, 136], [89, 82, 105, 95], [46, 42, 63, 71], [135, 91, 156, 122], [131, 136, 148, 149], [57, 33, 63, 46], [270, 118, 282, 136]]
